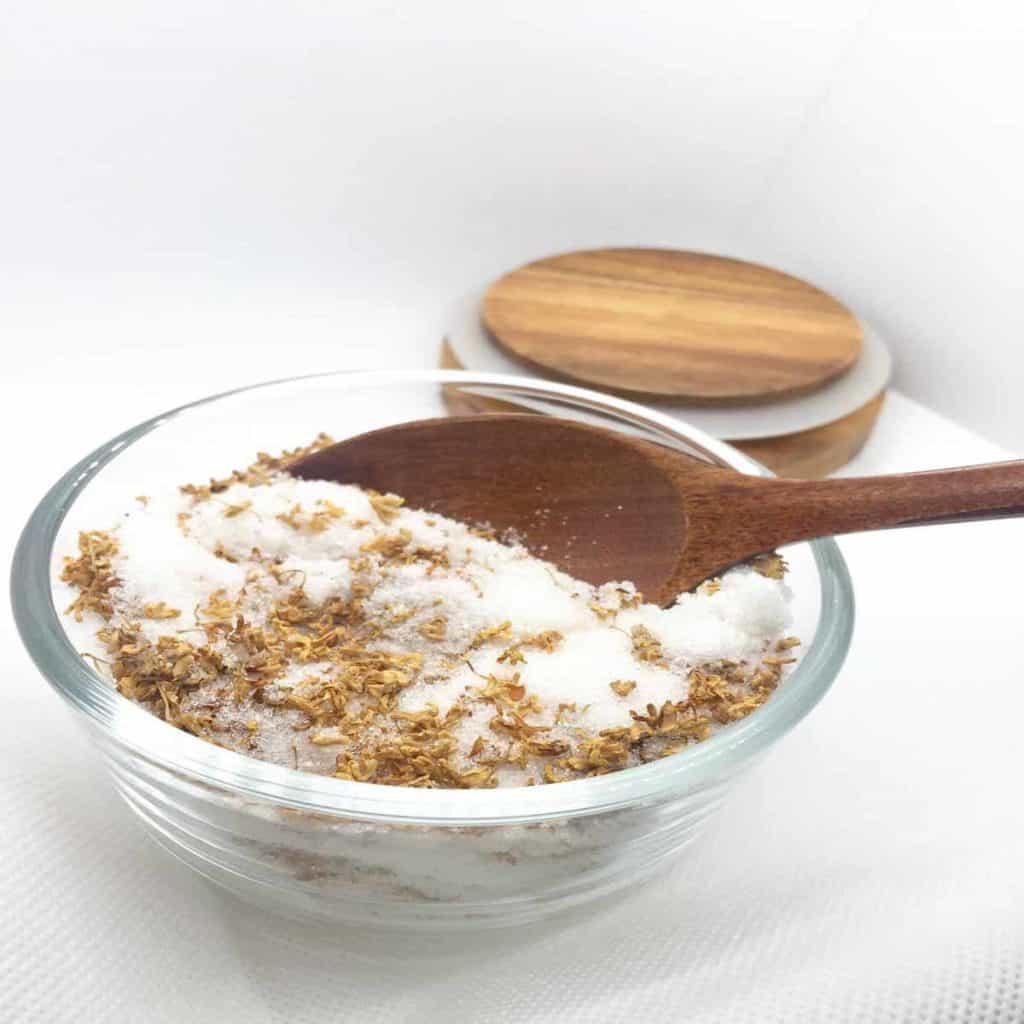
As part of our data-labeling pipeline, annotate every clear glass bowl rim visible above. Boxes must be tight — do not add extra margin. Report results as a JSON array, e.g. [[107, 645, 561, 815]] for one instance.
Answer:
[[12, 369, 854, 826]]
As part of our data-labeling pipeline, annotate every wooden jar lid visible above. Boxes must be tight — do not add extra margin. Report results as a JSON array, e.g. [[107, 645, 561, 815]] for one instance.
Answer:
[[439, 338, 886, 479], [482, 248, 863, 402]]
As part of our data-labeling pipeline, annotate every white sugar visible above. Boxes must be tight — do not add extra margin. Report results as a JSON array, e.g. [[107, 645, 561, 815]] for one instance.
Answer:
[[622, 569, 793, 666], [474, 559, 593, 635], [59, 471, 796, 787], [186, 480, 379, 562], [110, 493, 247, 642]]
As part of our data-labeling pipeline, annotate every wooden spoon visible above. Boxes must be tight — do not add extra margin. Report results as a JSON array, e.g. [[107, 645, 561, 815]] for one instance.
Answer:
[[291, 414, 1024, 604]]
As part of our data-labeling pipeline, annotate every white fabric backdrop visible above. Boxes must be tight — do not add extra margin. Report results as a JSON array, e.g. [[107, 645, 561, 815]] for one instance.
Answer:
[[2, 0, 1024, 445]]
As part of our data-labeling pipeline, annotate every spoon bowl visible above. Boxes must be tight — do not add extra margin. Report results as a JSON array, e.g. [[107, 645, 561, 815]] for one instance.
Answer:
[[294, 414, 687, 600]]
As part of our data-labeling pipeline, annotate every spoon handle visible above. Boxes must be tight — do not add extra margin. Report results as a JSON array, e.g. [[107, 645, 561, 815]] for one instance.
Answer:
[[722, 460, 1024, 551]]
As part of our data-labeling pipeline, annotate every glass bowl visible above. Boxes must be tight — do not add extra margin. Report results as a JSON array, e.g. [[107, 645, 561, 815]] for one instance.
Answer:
[[11, 370, 853, 930]]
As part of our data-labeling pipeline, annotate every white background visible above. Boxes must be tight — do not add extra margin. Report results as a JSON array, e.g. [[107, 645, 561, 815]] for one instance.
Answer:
[[3, 0, 1024, 451]]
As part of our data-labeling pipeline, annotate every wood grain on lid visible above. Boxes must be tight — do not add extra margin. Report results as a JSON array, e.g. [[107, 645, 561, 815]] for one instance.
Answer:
[[481, 248, 863, 402]]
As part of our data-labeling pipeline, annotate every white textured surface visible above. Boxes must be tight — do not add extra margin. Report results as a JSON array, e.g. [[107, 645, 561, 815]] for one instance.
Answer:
[[5, 373, 1024, 1021]]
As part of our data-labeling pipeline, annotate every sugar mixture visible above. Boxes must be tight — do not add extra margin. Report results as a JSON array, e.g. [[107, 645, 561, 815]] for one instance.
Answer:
[[58, 435, 799, 788]]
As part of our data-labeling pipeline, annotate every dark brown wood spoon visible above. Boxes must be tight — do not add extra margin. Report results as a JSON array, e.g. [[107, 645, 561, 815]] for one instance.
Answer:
[[291, 414, 1024, 604]]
